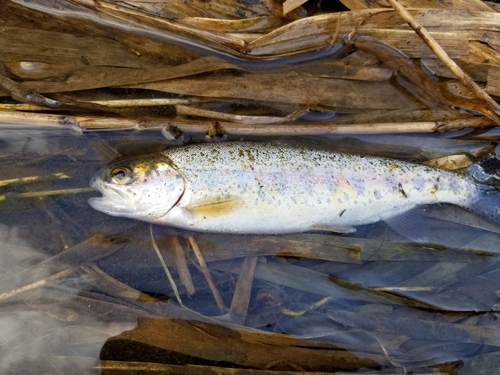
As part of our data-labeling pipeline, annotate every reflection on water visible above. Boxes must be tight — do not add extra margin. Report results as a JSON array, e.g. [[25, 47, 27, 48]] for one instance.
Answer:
[[1, 127, 500, 374]]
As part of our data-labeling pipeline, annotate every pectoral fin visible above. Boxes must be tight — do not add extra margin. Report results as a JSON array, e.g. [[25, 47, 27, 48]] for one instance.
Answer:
[[189, 198, 243, 216], [311, 224, 357, 234]]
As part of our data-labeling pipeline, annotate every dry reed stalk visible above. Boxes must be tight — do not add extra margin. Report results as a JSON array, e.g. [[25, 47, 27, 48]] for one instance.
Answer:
[[0, 71, 60, 108], [228, 256, 258, 324], [188, 236, 226, 312], [0, 268, 76, 302], [386, 0, 500, 124], [0, 172, 69, 187], [0, 187, 94, 200], [82, 264, 159, 303], [170, 236, 196, 296], [149, 225, 186, 308], [175, 105, 305, 124], [1, 109, 495, 133]]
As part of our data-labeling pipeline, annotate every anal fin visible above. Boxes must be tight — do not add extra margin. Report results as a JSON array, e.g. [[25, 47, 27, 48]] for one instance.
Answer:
[[383, 207, 431, 243]]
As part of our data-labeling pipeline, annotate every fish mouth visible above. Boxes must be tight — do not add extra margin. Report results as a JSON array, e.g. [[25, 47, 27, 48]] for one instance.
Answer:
[[88, 175, 137, 217]]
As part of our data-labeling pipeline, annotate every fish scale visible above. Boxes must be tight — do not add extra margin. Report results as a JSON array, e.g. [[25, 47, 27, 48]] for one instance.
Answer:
[[89, 142, 495, 237]]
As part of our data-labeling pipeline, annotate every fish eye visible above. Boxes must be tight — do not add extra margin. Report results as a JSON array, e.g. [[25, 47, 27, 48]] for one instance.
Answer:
[[110, 167, 132, 184]]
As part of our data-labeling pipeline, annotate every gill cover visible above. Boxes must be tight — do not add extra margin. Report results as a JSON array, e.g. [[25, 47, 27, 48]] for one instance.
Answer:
[[88, 156, 185, 221]]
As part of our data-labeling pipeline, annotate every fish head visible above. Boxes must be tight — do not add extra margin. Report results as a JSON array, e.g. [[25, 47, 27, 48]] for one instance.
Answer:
[[88, 155, 185, 221]]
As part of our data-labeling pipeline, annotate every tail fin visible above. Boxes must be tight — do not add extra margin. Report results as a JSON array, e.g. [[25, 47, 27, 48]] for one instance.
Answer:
[[467, 155, 500, 226], [468, 155, 500, 187]]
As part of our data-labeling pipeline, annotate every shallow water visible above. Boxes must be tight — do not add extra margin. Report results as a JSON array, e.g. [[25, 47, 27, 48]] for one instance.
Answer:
[[3, 0, 500, 372], [1, 127, 500, 374]]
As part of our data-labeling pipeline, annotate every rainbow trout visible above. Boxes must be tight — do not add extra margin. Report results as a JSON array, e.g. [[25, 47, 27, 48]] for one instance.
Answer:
[[89, 142, 500, 236]]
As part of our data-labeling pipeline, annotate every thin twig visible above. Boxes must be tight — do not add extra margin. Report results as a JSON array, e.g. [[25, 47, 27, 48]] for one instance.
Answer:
[[0, 187, 95, 200], [0, 98, 205, 110], [0, 268, 76, 302], [347, 9, 391, 42], [149, 224, 186, 308], [188, 236, 227, 312], [82, 264, 158, 303], [0, 69, 61, 108], [0, 172, 70, 187], [0, 103, 48, 111], [387, 0, 500, 124], [175, 105, 306, 125], [328, 12, 341, 46]]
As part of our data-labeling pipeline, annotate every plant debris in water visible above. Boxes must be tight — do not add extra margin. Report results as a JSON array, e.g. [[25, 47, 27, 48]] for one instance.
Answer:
[[2, 0, 500, 374], [1, 0, 500, 137]]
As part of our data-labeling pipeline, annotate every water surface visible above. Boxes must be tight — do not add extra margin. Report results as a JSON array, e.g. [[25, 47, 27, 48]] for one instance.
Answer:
[[1, 127, 500, 374]]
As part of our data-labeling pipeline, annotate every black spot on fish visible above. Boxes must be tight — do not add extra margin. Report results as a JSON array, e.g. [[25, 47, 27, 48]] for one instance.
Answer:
[[398, 183, 407, 198], [339, 209, 346, 217], [245, 149, 255, 162]]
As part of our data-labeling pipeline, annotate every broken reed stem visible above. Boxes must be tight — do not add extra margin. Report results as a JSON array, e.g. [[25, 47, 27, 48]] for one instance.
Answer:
[[328, 12, 341, 46], [387, 0, 500, 124], [0, 187, 95, 200], [228, 256, 258, 324], [0, 110, 495, 133], [141, 118, 496, 134], [0, 98, 205, 111], [187, 236, 227, 312], [0, 267, 76, 302], [175, 105, 306, 125], [83, 264, 159, 303], [0, 172, 69, 187], [0, 71, 61, 108], [149, 224, 186, 308], [0, 103, 49, 111], [171, 236, 196, 296]]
